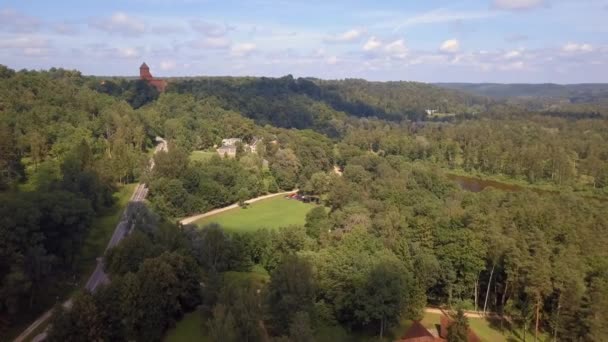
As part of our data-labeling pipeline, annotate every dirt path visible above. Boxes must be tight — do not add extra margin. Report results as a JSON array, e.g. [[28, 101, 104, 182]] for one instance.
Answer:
[[424, 307, 502, 319], [179, 190, 298, 225]]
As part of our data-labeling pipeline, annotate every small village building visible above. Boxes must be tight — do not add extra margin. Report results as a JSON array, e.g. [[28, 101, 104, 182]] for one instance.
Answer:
[[221, 138, 242, 146], [216, 145, 237, 158], [216, 137, 262, 158]]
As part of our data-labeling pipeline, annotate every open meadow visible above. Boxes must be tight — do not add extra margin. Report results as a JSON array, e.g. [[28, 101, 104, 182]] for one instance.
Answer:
[[194, 195, 316, 232]]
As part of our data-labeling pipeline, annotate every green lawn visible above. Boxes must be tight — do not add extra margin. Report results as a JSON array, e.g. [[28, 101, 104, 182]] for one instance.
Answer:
[[195, 196, 317, 233], [165, 312, 208, 342], [190, 150, 217, 163]]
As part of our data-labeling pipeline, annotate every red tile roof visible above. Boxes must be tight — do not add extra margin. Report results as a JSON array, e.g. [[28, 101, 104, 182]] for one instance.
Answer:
[[400, 320, 437, 342]]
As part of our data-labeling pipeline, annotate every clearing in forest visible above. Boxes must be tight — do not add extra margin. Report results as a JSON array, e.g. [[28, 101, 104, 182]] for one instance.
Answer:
[[194, 195, 316, 232]]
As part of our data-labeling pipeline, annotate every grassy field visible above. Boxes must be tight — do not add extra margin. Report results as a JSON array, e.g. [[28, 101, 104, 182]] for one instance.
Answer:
[[190, 150, 217, 163], [165, 312, 208, 342], [194, 196, 317, 233]]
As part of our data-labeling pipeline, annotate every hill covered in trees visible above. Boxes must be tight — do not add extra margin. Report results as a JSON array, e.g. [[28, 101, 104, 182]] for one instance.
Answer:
[[435, 83, 608, 101], [1, 65, 608, 341]]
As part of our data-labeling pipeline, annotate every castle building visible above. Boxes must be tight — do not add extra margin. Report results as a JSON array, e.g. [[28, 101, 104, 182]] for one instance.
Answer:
[[139, 62, 167, 92]]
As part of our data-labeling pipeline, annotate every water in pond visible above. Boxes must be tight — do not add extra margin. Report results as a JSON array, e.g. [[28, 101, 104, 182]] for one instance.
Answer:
[[447, 174, 524, 192], [448, 174, 608, 203]]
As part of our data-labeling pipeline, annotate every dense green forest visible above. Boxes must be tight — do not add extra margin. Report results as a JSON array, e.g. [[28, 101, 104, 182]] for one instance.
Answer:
[[1, 65, 608, 341]]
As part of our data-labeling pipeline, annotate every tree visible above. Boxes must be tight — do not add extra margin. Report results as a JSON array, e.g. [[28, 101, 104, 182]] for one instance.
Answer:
[[208, 304, 238, 342], [153, 146, 189, 179], [306, 171, 330, 195], [47, 292, 103, 342], [105, 231, 158, 275], [305, 206, 329, 239], [268, 255, 316, 334], [184, 224, 233, 273], [289, 311, 315, 342], [218, 282, 264, 341], [447, 309, 469, 342], [270, 148, 301, 190], [356, 258, 421, 338]]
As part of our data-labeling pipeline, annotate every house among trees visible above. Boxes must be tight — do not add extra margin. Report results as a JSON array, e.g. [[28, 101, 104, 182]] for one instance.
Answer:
[[216, 137, 262, 158], [221, 138, 242, 146], [140, 62, 167, 92]]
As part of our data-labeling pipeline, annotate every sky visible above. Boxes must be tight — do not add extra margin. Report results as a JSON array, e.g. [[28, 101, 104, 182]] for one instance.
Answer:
[[1, 0, 607, 83]]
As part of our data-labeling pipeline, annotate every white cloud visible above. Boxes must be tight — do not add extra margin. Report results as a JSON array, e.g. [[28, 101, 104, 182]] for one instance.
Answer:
[[0, 8, 42, 33], [326, 56, 340, 65], [384, 39, 408, 58], [312, 48, 326, 58], [0, 36, 49, 49], [53, 22, 79, 35], [363, 36, 382, 51], [160, 60, 177, 71], [117, 47, 140, 58], [562, 42, 593, 53], [440, 39, 460, 53], [191, 37, 231, 49], [231, 43, 256, 57], [90, 12, 146, 36], [23, 48, 47, 56], [324, 28, 366, 43], [499, 61, 526, 70], [393, 9, 495, 32], [493, 0, 544, 11], [190, 20, 232, 37], [504, 50, 522, 59]]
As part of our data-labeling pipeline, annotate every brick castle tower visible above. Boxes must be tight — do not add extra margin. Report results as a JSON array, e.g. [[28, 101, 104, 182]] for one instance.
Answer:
[[139, 62, 167, 92]]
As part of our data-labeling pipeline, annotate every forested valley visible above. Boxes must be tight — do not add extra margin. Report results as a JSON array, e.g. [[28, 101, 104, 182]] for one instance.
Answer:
[[1, 64, 608, 341]]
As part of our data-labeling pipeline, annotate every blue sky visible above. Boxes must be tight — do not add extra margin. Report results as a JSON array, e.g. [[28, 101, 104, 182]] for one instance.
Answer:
[[1, 0, 607, 82]]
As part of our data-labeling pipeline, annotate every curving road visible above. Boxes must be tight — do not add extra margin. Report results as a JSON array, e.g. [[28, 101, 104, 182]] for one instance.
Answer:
[[14, 138, 167, 342]]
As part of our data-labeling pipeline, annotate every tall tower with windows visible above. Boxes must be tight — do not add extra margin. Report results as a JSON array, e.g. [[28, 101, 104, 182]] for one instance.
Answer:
[[140, 62, 153, 80]]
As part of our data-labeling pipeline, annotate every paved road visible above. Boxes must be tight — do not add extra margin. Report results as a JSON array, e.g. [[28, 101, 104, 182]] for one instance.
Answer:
[[14, 138, 167, 342], [179, 190, 298, 225]]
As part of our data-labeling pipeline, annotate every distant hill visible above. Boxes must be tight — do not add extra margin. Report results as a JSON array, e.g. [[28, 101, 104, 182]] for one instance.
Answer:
[[168, 76, 489, 129], [435, 83, 608, 104]]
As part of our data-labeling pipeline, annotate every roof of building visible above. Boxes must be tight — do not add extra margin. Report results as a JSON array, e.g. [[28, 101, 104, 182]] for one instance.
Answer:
[[401, 320, 436, 341], [140, 62, 149, 69]]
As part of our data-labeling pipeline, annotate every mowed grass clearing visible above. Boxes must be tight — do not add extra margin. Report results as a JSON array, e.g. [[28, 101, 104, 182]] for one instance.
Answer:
[[189, 150, 217, 163], [194, 195, 316, 233]]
